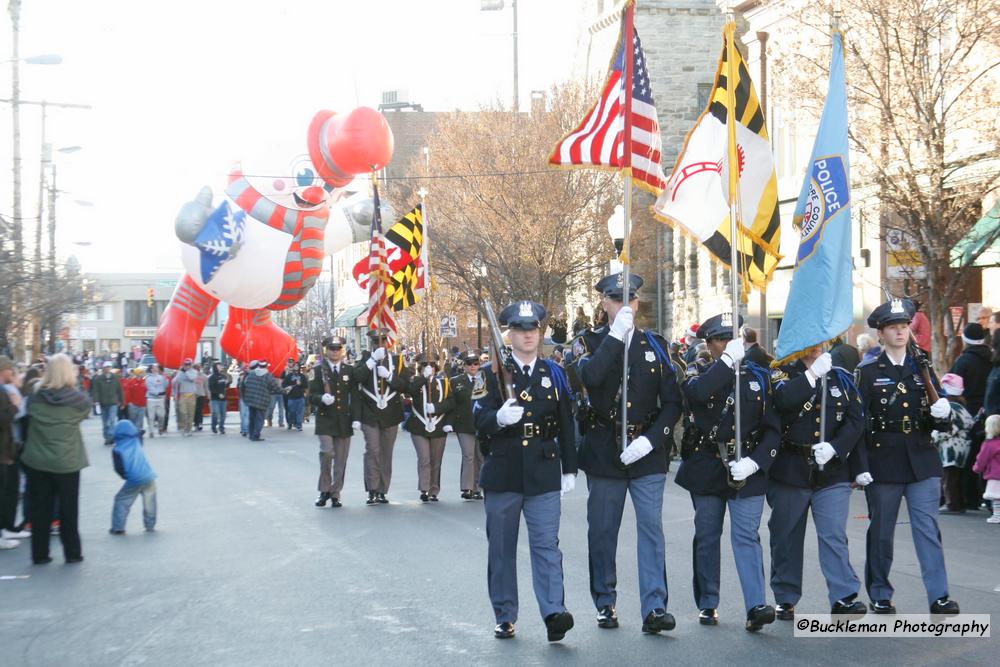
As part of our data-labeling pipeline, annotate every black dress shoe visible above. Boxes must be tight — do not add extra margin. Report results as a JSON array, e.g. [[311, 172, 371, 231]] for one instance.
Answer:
[[544, 611, 574, 642], [596, 605, 618, 629], [642, 608, 676, 634], [429, 494, 439, 502], [366, 493, 377, 505], [745, 604, 775, 632], [33, 557, 53, 565], [315, 492, 331, 507], [698, 608, 718, 625], [472, 491, 484, 500], [66, 556, 84, 564], [377, 493, 388, 504], [330, 498, 342, 508], [420, 492, 430, 502], [494, 621, 515, 639], [775, 603, 795, 621], [870, 599, 895, 614], [461, 490, 472, 500], [930, 597, 960, 615], [831, 598, 867, 615]]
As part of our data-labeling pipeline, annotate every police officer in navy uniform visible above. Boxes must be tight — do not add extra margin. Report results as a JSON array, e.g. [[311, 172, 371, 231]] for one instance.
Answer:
[[767, 346, 867, 619], [574, 272, 682, 633], [474, 300, 578, 642], [854, 298, 960, 615], [449, 351, 485, 500], [675, 313, 779, 631]]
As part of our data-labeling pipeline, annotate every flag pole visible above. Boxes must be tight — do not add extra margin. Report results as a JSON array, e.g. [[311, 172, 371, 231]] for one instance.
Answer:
[[817, 5, 843, 474], [724, 18, 743, 468], [619, 1, 636, 455]]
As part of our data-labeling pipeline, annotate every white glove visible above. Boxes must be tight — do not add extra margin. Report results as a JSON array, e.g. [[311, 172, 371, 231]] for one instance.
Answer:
[[425, 403, 436, 415], [422, 366, 433, 379], [443, 425, 453, 433], [365, 357, 377, 370], [805, 352, 832, 387], [855, 472, 874, 487], [721, 339, 745, 368], [560, 473, 576, 496], [812, 441, 836, 466], [496, 398, 524, 427], [376, 366, 391, 379], [609, 306, 634, 342], [321, 393, 335, 406], [930, 397, 951, 419], [371, 347, 386, 362], [620, 435, 653, 465], [351, 421, 361, 431], [728, 456, 759, 481]]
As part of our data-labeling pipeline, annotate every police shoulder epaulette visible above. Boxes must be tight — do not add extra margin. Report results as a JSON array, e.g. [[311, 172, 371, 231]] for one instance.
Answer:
[[856, 356, 877, 369], [770, 367, 789, 383]]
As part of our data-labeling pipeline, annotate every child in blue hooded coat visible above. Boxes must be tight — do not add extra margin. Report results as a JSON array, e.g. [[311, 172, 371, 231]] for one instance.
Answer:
[[110, 420, 157, 534]]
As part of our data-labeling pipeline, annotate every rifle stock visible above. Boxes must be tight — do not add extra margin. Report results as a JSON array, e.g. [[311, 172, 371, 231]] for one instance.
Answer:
[[482, 300, 516, 402], [908, 335, 939, 404]]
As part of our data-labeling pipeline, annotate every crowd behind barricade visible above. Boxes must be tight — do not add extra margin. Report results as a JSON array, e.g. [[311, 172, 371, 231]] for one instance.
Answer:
[[2, 299, 1000, 644]]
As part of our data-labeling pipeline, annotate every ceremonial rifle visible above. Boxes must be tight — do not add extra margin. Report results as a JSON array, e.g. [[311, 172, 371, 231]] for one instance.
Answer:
[[907, 335, 940, 405], [482, 300, 516, 402]]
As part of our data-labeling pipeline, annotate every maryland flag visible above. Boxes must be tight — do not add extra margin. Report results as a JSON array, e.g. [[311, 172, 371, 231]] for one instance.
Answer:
[[653, 22, 781, 294], [353, 204, 427, 311]]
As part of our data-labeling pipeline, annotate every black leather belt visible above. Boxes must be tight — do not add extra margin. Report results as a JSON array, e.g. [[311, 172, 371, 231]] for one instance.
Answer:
[[876, 416, 923, 434], [510, 420, 557, 440], [690, 429, 759, 458]]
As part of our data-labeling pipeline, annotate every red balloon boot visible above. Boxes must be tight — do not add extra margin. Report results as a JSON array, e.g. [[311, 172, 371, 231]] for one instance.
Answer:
[[220, 307, 298, 375], [153, 274, 220, 369]]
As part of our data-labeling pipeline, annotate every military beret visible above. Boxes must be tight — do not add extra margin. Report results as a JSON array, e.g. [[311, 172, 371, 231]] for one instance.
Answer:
[[866, 298, 914, 329], [499, 300, 546, 330], [697, 312, 744, 341], [594, 271, 644, 301]]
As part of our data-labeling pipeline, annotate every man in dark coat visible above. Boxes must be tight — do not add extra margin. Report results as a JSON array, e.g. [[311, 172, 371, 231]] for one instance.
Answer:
[[311, 337, 358, 508], [949, 323, 991, 416]]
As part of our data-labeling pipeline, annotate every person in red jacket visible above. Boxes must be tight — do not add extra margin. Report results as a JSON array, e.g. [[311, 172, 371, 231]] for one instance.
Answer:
[[124, 369, 148, 434]]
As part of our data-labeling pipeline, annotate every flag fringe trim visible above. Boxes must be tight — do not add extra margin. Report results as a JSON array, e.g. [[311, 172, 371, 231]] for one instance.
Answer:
[[772, 332, 849, 368]]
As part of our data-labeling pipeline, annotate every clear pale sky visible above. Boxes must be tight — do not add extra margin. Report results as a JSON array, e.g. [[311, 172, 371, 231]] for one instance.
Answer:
[[2, 0, 604, 272]]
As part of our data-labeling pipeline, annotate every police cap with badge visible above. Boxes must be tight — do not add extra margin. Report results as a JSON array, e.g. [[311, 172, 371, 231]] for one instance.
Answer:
[[866, 298, 915, 329], [323, 335, 347, 350], [366, 327, 391, 339], [415, 351, 441, 368], [461, 350, 482, 365], [594, 272, 644, 301], [697, 312, 745, 341], [499, 301, 546, 330]]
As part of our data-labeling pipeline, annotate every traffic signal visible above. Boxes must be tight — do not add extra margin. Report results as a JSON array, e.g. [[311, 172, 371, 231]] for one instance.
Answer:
[[146, 288, 154, 308]]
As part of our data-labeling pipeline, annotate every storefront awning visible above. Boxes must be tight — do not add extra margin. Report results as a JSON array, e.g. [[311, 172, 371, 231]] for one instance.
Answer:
[[333, 304, 368, 328], [951, 201, 1000, 268]]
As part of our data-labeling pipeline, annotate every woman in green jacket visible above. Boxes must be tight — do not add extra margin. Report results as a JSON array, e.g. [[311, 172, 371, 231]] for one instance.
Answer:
[[21, 354, 92, 565]]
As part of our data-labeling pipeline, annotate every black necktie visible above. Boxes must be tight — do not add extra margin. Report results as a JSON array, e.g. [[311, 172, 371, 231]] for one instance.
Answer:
[[523, 365, 530, 376]]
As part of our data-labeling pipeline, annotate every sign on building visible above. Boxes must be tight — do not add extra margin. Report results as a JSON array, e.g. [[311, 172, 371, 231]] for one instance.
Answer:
[[439, 315, 457, 338], [885, 228, 925, 279]]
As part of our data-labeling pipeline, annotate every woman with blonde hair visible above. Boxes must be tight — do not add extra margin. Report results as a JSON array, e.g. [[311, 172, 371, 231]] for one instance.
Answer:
[[20, 354, 92, 565]]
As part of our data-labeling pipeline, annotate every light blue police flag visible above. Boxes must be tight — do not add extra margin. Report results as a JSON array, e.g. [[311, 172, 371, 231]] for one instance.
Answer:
[[774, 31, 853, 363]]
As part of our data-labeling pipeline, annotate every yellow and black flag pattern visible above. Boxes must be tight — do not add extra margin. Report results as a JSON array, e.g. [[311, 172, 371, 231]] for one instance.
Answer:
[[654, 21, 781, 296], [384, 204, 426, 312]]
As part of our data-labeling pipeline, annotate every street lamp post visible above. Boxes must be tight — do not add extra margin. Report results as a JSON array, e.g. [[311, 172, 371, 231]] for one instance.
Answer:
[[480, 0, 519, 111]]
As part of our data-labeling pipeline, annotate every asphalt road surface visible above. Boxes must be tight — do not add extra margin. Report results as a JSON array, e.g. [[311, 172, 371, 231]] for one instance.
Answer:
[[1, 415, 997, 665]]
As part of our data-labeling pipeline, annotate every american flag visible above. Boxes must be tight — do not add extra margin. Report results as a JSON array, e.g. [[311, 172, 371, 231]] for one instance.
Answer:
[[548, 14, 666, 194], [366, 178, 397, 341]]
